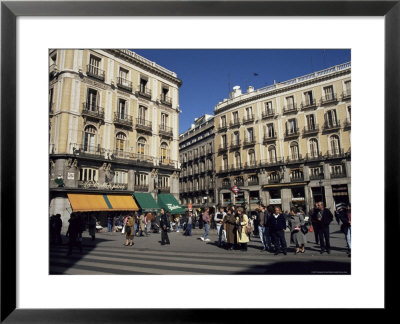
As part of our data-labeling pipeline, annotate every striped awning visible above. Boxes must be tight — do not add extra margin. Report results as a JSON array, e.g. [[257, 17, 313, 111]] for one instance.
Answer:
[[67, 193, 138, 212]]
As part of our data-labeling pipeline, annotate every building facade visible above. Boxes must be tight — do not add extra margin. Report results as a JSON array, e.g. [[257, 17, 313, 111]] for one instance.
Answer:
[[213, 62, 351, 214], [49, 49, 182, 230], [179, 114, 216, 211]]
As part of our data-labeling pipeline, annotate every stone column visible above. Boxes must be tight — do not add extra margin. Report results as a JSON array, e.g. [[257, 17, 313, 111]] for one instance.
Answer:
[[324, 185, 334, 211], [128, 170, 135, 191], [281, 188, 292, 212]]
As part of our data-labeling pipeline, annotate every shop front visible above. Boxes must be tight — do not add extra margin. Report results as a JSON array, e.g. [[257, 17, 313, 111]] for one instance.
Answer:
[[157, 193, 185, 215]]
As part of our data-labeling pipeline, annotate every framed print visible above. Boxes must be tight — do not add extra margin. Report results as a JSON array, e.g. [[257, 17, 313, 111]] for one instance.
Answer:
[[1, 0, 398, 322]]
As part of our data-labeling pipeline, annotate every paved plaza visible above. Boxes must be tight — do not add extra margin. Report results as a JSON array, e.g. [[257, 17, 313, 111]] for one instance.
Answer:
[[50, 222, 350, 275]]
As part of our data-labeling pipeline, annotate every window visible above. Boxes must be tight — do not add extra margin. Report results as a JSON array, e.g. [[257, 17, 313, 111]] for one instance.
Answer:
[[113, 171, 128, 184], [310, 166, 323, 178], [158, 175, 170, 189], [138, 106, 147, 123], [160, 142, 169, 162], [286, 96, 295, 109], [140, 78, 148, 92], [330, 135, 341, 155], [287, 118, 297, 134], [344, 80, 351, 95], [331, 164, 344, 176], [118, 99, 126, 119], [119, 68, 129, 84], [161, 113, 168, 127], [325, 109, 338, 127], [87, 89, 98, 111], [135, 173, 148, 186], [247, 128, 254, 141], [267, 123, 275, 138], [245, 107, 253, 118], [304, 91, 314, 105], [222, 155, 228, 170], [264, 101, 273, 114], [88, 55, 101, 75], [306, 114, 316, 130], [161, 87, 169, 101], [268, 145, 277, 163], [79, 167, 98, 182], [222, 178, 230, 187], [290, 142, 299, 160], [49, 88, 54, 112], [232, 131, 240, 145], [221, 115, 227, 128], [269, 171, 280, 182], [234, 177, 244, 186], [234, 152, 241, 168], [248, 149, 256, 165], [137, 137, 147, 155], [221, 134, 227, 147], [324, 85, 334, 100], [83, 125, 97, 152], [115, 132, 126, 156], [309, 138, 319, 157], [232, 111, 239, 123]]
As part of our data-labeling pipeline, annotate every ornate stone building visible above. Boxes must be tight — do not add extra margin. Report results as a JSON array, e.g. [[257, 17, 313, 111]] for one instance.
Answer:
[[49, 49, 182, 229], [213, 62, 351, 214], [179, 114, 216, 211]]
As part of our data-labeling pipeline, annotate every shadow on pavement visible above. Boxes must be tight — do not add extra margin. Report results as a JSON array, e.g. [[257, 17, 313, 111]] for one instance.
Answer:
[[234, 260, 351, 275], [49, 234, 114, 274]]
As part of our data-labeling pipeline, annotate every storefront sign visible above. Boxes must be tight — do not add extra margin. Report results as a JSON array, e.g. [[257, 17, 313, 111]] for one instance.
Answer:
[[292, 197, 305, 202], [79, 181, 127, 190], [270, 199, 281, 204], [67, 172, 75, 180]]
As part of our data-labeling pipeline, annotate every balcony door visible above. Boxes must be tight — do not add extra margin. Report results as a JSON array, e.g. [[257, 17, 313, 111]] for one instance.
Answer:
[[87, 89, 98, 111], [138, 106, 146, 125], [118, 99, 126, 119], [325, 109, 338, 127], [324, 85, 334, 100], [306, 114, 316, 130], [268, 145, 277, 163], [309, 138, 319, 158], [83, 125, 96, 153], [290, 142, 299, 160], [330, 135, 341, 155], [115, 132, 126, 157], [89, 55, 101, 75]]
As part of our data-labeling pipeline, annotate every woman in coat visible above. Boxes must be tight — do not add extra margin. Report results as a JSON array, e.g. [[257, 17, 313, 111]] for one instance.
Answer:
[[288, 207, 306, 254], [224, 207, 237, 250], [124, 213, 135, 246], [236, 207, 249, 251], [138, 213, 146, 236]]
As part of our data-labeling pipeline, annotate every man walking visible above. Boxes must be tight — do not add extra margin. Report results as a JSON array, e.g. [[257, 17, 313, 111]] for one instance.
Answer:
[[160, 208, 170, 245], [315, 201, 333, 254], [257, 205, 269, 251], [214, 207, 226, 247], [266, 206, 287, 255], [200, 208, 211, 242]]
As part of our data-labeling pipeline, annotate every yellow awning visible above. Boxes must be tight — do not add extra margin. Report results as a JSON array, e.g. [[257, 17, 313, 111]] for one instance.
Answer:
[[67, 194, 110, 212], [106, 195, 139, 211]]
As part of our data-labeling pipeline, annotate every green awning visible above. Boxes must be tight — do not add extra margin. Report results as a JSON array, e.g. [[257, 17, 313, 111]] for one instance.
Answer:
[[157, 194, 185, 214], [133, 192, 160, 212]]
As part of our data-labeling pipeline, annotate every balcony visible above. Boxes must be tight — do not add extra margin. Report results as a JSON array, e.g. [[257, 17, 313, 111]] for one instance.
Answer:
[[158, 187, 171, 193], [114, 112, 133, 128], [283, 104, 298, 114], [322, 120, 341, 132], [243, 137, 256, 146], [343, 118, 351, 129], [244, 161, 258, 169], [305, 152, 324, 161], [262, 109, 275, 119], [309, 173, 324, 181], [263, 132, 277, 143], [247, 179, 259, 186], [342, 90, 351, 100], [326, 149, 345, 159], [218, 123, 228, 132], [284, 129, 300, 139], [71, 144, 105, 158], [137, 86, 152, 100], [242, 114, 255, 124], [86, 64, 105, 81], [218, 143, 228, 153], [234, 181, 244, 187], [135, 184, 149, 192], [159, 124, 173, 138], [303, 124, 320, 135], [111, 151, 154, 165], [286, 154, 304, 164], [221, 183, 231, 190], [135, 118, 152, 133], [230, 140, 241, 150], [82, 103, 105, 121], [331, 170, 347, 179], [160, 95, 172, 107], [230, 164, 242, 172], [260, 158, 284, 167], [290, 174, 305, 182], [320, 93, 338, 105], [117, 77, 133, 92], [268, 177, 281, 184], [300, 99, 317, 110], [230, 118, 241, 128], [159, 158, 176, 168]]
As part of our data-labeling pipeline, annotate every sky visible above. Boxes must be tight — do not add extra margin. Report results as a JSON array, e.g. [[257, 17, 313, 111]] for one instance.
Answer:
[[133, 49, 351, 133]]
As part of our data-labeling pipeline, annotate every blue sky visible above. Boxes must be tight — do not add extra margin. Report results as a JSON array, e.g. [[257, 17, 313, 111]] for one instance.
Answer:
[[133, 49, 351, 133]]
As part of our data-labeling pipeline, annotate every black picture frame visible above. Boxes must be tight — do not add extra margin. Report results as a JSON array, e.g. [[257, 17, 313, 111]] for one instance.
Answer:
[[1, 0, 397, 322]]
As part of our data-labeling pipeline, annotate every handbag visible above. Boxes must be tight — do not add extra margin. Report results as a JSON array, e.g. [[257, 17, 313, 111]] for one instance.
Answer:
[[301, 225, 309, 235], [309, 225, 314, 233], [245, 224, 252, 235]]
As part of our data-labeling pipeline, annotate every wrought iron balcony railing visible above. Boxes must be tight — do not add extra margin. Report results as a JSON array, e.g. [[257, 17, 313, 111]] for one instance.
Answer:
[[303, 124, 320, 135], [286, 154, 304, 163], [159, 124, 173, 137], [322, 120, 341, 131], [326, 149, 345, 159], [283, 103, 298, 114], [117, 77, 132, 92], [113, 112, 133, 127], [243, 137, 256, 146], [300, 99, 317, 110], [86, 64, 105, 81], [230, 140, 241, 149], [230, 119, 241, 128], [137, 86, 152, 99], [284, 129, 300, 138], [160, 95, 172, 106], [82, 103, 105, 120], [306, 152, 324, 161], [263, 132, 277, 143], [262, 109, 275, 119], [135, 118, 152, 132], [342, 90, 351, 100], [242, 114, 255, 124], [320, 93, 338, 105]]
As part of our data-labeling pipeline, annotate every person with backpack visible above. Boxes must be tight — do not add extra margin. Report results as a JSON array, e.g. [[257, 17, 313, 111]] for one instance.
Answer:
[[315, 201, 334, 254], [200, 208, 211, 242]]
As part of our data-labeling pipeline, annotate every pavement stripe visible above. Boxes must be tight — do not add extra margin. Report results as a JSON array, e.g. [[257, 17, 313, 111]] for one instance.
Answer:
[[50, 261, 151, 275]]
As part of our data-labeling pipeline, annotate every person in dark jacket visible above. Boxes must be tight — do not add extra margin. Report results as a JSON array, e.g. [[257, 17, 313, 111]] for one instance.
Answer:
[[309, 204, 320, 244], [267, 206, 287, 255], [160, 208, 170, 245], [54, 214, 63, 245], [336, 202, 351, 256], [315, 201, 334, 254], [66, 213, 83, 256]]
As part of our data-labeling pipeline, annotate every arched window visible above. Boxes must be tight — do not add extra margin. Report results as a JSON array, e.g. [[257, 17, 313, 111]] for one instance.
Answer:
[[290, 141, 299, 160], [137, 137, 147, 155], [115, 132, 126, 156], [160, 142, 169, 162], [234, 152, 241, 168], [330, 135, 341, 155], [248, 149, 256, 166], [268, 145, 277, 163], [84, 125, 97, 152], [309, 138, 319, 158]]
